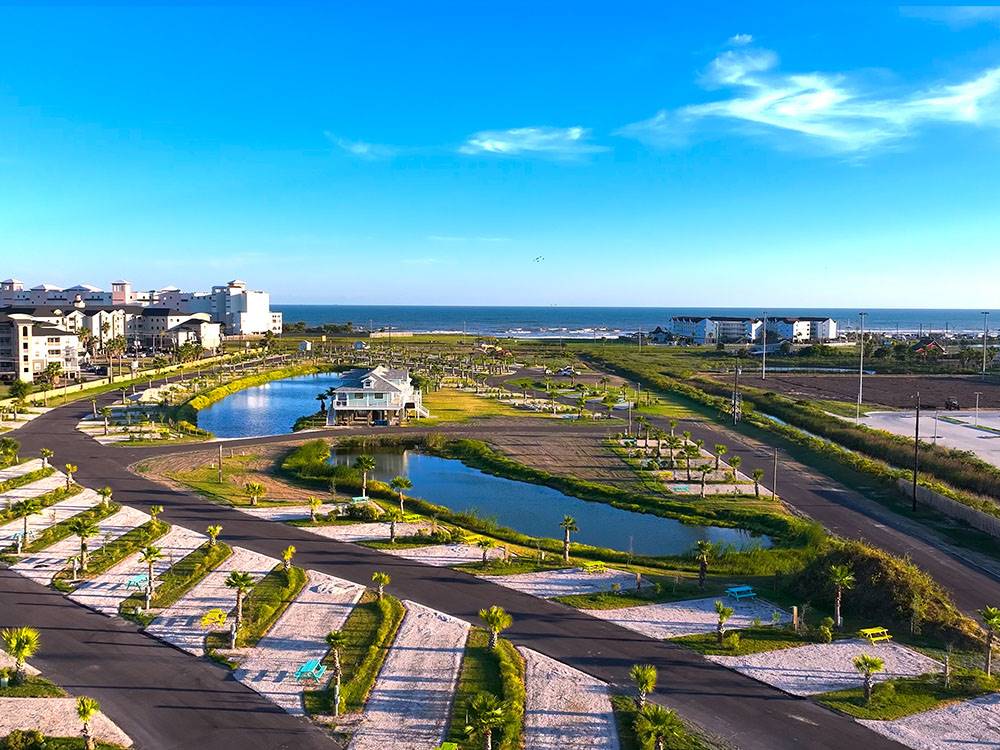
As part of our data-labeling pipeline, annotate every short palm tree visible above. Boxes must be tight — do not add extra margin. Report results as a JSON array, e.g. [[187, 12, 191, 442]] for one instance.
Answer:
[[282, 544, 296, 571], [206, 524, 222, 547], [828, 564, 856, 629], [477, 538, 496, 565], [148, 504, 163, 522], [355, 454, 377, 498], [752, 468, 765, 497], [630, 663, 657, 708], [714, 600, 734, 646], [386, 509, 403, 543], [464, 691, 510, 750], [325, 629, 348, 716], [479, 605, 512, 650], [714, 444, 727, 470], [853, 653, 885, 704], [68, 517, 99, 572], [694, 540, 713, 590], [39, 447, 53, 469], [730, 455, 743, 475], [97, 486, 113, 508], [683, 445, 698, 481], [76, 695, 101, 750], [633, 703, 683, 750], [559, 515, 578, 563], [224, 571, 257, 647], [1, 626, 40, 685], [699, 464, 712, 497], [387, 476, 412, 516], [64, 463, 78, 489], [243, 481, 265, 506], [307, 496, 323, 522], [980, 605, 1000, 675], [371, 570, 390, 600], [11, 498, 42, 551], [139, 545, 163, 608], [99, 406, 112, 435]]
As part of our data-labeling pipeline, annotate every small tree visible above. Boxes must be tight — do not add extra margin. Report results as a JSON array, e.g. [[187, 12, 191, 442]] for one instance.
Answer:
[[634, 703, 683, 750], [853, 653, 885, 704], [243, 481, 265, 507], [139, 545, 163, 609], [981, 605, 1000, 675], [479, 605, 512, 650], [97, 486, 113, 508], [11, 498, 42, 552], [99, 406, 112, 435], [464, 692, 509, 750], [714, 444, 727, 471], [828, 564, 856, 629], [389, 475, 413, 514], [76, 695, 101, 750], [729, 455, 743, 475], [355, 454, 377, 498], [39, 447, 53, 469], [325, 629, 348, 716], [694, 540, 713, 591], [281, 545, 296, 572], [751, 468, 764, 498], [371, 570, 390, 600], [64, 463, 78, 489], [148, 504, 164, 522], [630, 663, 657, 708], [224, 571, 257, 647], [68, 517, 99, 571], [559, 515, 578, 563], [714, 600, 734, 646], [386, 509, 402, 543], [699, 464, 711, 497], [0, 626, 40, 685], [307, 496, 323, 522], [206, 524, 222, 547], [477, 537, 496, 565]]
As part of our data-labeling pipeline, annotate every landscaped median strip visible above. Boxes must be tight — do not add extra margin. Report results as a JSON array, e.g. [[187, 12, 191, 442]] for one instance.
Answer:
[[0, 471, 65, 511], [0, 463, 53, 496], [0, 487, 98, 550], [0, 457, 45, 483]]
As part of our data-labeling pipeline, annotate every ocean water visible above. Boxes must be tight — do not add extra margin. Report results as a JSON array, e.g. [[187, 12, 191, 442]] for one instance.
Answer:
[[275, 305, 1000, 338]]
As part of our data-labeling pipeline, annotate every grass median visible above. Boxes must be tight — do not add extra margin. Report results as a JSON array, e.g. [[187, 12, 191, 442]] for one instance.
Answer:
[[205, 564, 307, 650], [52, 519, 169, 592]]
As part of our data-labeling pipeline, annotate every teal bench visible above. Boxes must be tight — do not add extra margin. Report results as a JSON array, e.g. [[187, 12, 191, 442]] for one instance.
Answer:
[[726, 585, 757, 601], [125, 573, 148, 590], [295, 659, 327, 684]]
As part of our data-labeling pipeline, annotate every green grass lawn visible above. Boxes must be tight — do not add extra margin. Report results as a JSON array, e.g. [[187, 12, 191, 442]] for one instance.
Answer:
[[417, 388, 554, 425], [232, 565, 307, 648], [303, 591, 405, 716], [816, 670, 998, 720], [119, 541, 232, 624], [166, 455, 290, 507], [445, 628, 525, 749], [16, 503, 120, 554], [0, 674, 66, 698], [673, 625, 812, 656], [53, 519, 169, 591]]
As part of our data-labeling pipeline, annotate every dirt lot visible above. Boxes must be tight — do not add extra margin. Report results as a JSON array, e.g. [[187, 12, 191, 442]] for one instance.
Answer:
[[745, 373, 1000, 410]]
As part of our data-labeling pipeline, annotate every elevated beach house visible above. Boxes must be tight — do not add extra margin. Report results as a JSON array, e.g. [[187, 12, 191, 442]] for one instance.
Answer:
[[326, 365, 427, 426]]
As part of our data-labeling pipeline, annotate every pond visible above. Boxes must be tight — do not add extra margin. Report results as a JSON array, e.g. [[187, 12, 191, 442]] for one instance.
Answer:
[[331, 449, 771, 556], [196, 373, 343, 438]]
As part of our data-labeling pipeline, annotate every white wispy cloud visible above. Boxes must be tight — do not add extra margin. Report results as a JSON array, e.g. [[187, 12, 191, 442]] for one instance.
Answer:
[[727, 33, 754, 46], [458, 126, 606, 158], [618, 43, 1000, 153], [900, 5, 1000, 27], [323, 131, 397, 159]]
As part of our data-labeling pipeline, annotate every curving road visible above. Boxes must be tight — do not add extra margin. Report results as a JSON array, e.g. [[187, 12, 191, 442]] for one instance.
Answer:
[[2, 379, 919, 750]]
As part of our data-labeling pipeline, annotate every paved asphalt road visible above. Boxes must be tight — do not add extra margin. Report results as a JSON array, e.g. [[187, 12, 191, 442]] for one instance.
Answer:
[[0, 380, 915, 750]]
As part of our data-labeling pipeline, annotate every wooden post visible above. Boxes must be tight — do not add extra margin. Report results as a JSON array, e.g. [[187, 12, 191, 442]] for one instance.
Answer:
[[792, 605, 799, 632], [218, 443, 223, 484]]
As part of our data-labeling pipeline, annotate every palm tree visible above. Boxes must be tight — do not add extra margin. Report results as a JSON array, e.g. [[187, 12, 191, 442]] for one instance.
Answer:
[[699, 464, 712, 497], [389, 475, 412, 514], [683, 445, 698, 481], [99, 406, 112, 435], [206, 524, 222, 547], [714, 600, 734, 646], [752, 469, 765, 498], [11, 498, 42, 551], [980, 605, 1000, 675], [355, 454, 377, 498], [694, 540, 713, 590], [139, 545, 163, 608], [853, 654, 885, 704], [224, 571, 257, 647], [39, 447, 53, 469], [243, 481, 265, 506], [668, 418, 678, 437], [0, 437, 19, 465], [714, 444, 727, 471], [325, 629, 348, 716], [148, 504, 163, 522], [97, 486, 113, 508], [315, 392, 327, 414], [1, 626, 40, 685], [68, 517, 99, 572], [559, 515, 578, 563], [76, 695, 101, 750], [308, 496, 323, 522], [464, 691, 509, 750], [633, 703, 683, 750], [64, 463, 78, 489], [477, 538, 496, 565], [828, 564, 856, 629], [479, 605, 512, 650], [730, 455, 743, 475], [386, 509, 402, 543], [282, 545, 296, 572], [665, 435, 681, 467], [630, 663, 657, 708], [371, 570, 390, 600]]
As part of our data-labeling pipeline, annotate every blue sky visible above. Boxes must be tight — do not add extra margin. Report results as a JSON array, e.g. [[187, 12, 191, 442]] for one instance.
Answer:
[[2, 2, 1000, 307]]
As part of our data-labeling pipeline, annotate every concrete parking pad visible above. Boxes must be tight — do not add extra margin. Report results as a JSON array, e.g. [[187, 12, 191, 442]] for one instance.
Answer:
[[584, 596, 790, 639], [859, 692, 1000, 750], [0, 697, 132, 746], [484, 567, 645, 599]]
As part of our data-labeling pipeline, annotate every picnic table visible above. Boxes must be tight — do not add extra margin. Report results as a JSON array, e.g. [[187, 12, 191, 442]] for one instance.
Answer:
[[349, 496, 369, 505], [125, 573, 149, 591], [859, 627, 892, 644], [295, 658, 327, 684], [725, 585, 757, 601]]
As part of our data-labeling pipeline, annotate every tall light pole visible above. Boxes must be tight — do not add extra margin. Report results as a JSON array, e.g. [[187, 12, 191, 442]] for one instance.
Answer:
[[856, 311, 868, 422], [982, 311, 990, 380], [761, 311, 767, 380], [974, 392, 982, 427], [912, 391, 921, 513]]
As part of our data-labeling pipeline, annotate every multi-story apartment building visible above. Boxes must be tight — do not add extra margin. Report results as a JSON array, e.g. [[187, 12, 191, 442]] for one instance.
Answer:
[[766, 317, 838, 342], [0, 312, 81, 383], [669, 316, 762, 344]]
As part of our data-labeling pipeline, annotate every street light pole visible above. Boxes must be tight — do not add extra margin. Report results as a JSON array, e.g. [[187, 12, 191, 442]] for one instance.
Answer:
[[856, 311, 867, 422], [761, 311, 767, 381], [913, 391, 921, 512], [982, 311, 990, 380], [974, 392, 982, 427]]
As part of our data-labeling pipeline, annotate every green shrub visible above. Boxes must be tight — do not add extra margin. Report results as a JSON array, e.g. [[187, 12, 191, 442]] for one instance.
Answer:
[[3, 729, 46, 750], [817, 625, 833, 644]]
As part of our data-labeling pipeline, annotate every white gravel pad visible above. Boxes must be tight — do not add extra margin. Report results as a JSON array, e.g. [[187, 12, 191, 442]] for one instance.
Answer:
[[12, 505, 151, 585], [145, 545, 277, 655], [0, 652, 39, 677], [0, 697, 132, 746], [584, 596, 790, 639], [0, 458, 44, 482], [349, 601, 469, 750], [70, 525, 207, 616], [379, 543, 502, 567], [299, 521, 427, 542], [0, 489, 101, 549], [237, 504, 344, 522], [707, 638, 941, 696], [859, 692, 1000, 750], [234, 570, 365, 714], [520, 648, 620, 749], [0, 472, 67, 508], [484, 567, 645, 599]]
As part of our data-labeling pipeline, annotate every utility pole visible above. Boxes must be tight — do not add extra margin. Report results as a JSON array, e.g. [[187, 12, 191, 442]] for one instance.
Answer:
[[982, 311, 990, 380], [732, 357, 742, 424], [912, 391, 921, 512], [856, 311, 868, 422], [975, 392, 982, 427], [761, 312, 767, 380], [772, 447, 778, 499], [218, 443, 224, 484]]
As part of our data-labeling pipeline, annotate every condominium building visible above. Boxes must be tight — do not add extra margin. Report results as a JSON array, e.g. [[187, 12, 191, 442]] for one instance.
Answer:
[[766, 317, 838, 342], [0, 312, 81, 383], [669, 316, 762, 344]]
